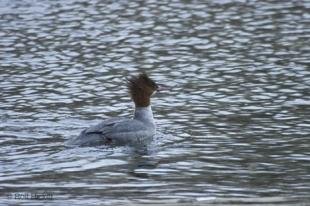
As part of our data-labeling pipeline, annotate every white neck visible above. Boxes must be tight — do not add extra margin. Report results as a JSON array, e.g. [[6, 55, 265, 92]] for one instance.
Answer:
[[134, 105, 155, 126]]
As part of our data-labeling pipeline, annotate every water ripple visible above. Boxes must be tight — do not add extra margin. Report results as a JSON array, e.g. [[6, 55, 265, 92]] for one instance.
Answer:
[[1, 0, 310, 204]]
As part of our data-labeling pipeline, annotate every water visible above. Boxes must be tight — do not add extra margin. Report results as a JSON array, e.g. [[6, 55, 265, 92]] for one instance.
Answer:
[[1, 0, 310, 205]]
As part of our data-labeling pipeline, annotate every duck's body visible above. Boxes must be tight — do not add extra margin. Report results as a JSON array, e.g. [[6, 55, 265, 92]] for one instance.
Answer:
[[69, 73, 159, 147], [71, 106, 155, 147]]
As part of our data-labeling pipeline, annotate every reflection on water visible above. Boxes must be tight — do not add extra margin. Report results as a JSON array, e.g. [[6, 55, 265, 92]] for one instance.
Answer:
[[1, 0, 310, 205]]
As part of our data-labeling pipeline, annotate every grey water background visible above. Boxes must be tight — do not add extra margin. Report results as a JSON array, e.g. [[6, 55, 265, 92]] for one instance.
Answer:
[[0, 0, 310, 205]]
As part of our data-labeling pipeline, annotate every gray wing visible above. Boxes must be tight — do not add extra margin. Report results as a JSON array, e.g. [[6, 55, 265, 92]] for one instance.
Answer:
[[70, 118, 154, 147], [84, 117, 127, 135]]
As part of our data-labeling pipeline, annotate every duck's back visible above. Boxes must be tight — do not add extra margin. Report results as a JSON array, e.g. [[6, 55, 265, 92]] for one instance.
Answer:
[[69, 117, 155, 147]]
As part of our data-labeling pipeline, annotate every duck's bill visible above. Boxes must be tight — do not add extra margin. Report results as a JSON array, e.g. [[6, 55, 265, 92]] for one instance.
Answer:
[[157, 84, 169, 92]]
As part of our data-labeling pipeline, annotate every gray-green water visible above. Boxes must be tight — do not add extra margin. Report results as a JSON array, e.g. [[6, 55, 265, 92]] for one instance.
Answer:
[[1, 0, 310, 205]]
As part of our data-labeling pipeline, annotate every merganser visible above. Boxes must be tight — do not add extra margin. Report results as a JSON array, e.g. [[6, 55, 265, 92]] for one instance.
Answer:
[[69, 72, 159, 147]]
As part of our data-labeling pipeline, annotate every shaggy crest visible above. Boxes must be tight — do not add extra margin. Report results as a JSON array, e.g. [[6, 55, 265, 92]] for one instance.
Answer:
[[127, 73, 158, 107]]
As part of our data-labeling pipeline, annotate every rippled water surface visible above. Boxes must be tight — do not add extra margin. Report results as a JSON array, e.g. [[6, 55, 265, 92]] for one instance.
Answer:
[[1, 0, 310, 205]]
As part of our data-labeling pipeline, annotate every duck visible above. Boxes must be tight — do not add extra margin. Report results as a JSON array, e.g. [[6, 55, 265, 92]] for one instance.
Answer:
[[69, 72, 159, 147]]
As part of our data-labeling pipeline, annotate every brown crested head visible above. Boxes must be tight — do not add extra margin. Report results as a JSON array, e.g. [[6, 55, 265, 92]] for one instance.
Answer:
[[127, 72, 158, 107]]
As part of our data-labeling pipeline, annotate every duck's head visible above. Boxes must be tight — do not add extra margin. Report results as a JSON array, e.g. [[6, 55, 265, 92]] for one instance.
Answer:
[[127, 72, 159, 107]]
